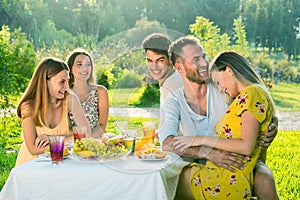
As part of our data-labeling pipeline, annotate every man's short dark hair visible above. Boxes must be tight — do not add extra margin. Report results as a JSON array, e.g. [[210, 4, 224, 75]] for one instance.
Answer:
[[168, 36, 200, 66], [142, 33, 172, 58]]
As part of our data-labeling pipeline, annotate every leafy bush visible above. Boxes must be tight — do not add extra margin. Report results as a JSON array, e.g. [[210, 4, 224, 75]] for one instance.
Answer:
[[95, 56, 117, 89], [0, 115, 22, 151], [135, 84, 160, 107], [0, 25, 36, 108], [115, 70, 142, 89]]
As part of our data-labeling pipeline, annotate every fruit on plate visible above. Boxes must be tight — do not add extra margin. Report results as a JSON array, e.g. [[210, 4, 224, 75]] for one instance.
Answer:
[[143, 148, 159, 154], [155, 151, 167, 159], [73, 138, 128, 160], [135, 138, 154, 152], [63, 147, 70, 156], [106, 136, 121, 145], [77, 150, 95, 158], [73, 140, 85, 153], [135, 148, 167, 159], [101, 133, 117, 143], [135, 151, 143, 158]]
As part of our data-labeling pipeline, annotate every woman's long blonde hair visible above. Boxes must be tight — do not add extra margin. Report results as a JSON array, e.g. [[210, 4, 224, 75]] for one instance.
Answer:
[[17, 57, 69, 127], [210, 51, 276, 115]]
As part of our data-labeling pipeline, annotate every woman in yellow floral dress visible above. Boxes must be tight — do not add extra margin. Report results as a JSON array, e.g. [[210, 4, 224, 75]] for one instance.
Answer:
[[173, 51, 278, 199]]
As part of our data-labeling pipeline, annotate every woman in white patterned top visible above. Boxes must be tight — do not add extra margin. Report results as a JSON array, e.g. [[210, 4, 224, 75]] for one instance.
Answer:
[[67, 48, 109, 138]]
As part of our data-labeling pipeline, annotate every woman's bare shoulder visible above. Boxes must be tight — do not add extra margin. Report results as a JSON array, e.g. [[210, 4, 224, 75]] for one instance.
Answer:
[[96, 85, 108, 93]]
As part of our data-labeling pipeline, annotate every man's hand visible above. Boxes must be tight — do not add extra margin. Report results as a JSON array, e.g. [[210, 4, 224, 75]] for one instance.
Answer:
[[173, 136, 199, 152], [205, 147, 247, 172], [259, 116, 278, 149]]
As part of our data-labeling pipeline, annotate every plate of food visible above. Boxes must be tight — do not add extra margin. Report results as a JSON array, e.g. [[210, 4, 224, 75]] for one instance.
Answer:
[[72, 137, 129, 162], [39, 146, 71, 159], [73, 150, 97, 161], [135, 147, 167, 161], [96, 137, 130, 162]]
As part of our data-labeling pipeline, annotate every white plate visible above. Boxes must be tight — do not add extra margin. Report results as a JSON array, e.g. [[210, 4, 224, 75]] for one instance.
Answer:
[[39, 153, 50, 159], [136, 154, 168, 161], [96, 151, 131, 162], [138, 157, 166, 162], [39, 153, 70, 159], [72, 153, 97, 161]]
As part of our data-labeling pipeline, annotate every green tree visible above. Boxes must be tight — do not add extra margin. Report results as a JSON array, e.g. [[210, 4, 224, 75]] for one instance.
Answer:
[[190, 16, 230, 59], [232, 18, 249, 56], [98, 2, 127, 40], [0, 25, 36, 108], [195, 0, 240, 33]]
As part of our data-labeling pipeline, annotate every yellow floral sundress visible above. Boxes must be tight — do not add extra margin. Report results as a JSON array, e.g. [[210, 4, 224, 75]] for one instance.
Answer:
[[190, 85, 274, 199]]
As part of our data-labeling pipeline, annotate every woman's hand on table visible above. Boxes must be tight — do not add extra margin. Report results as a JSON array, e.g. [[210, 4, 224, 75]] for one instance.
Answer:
[[35, 134, 49, 149]]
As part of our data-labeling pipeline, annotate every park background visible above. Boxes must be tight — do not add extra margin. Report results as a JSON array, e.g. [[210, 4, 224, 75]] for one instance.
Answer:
[[0, 0, 299, 199]]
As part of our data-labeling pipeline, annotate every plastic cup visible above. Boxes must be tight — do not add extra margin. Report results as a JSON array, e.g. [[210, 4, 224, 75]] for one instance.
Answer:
[[73, 126, 87, 143], [48, 135, 65, 165], [114, 121, 128, 135], [142, 121, 156, 144], [122, 129, 137, 153]]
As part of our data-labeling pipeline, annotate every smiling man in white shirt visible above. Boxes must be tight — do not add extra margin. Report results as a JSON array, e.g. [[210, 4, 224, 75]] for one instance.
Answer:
[[142, 33, 183, 103]]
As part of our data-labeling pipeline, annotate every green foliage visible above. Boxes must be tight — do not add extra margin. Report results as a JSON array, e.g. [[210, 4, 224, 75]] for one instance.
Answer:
[[95, 56, 116, 89], [276, 60, 298, 83], [190, 16, 251, 59], [0, 115, 22, 151], [98, 2, 127, 40], [0, 151, 17, 189], [232, 18, 249, 56], [34, 20, 71, 48], [0, 25, 36, 108], [135, 84, 160, 107], [250, 52, 275, 79], [115, 70, 142, 89], [267, 131, 300, 199], [262, 78, 273, 89], [190, 16, 230, 59]]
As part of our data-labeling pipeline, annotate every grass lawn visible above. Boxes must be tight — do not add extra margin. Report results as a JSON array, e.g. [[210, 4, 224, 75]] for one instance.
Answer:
[[108, 83, 300, 111], [108, 87, 145, 107], [266, 130, 300, 199], [270, 83, 300, 112]]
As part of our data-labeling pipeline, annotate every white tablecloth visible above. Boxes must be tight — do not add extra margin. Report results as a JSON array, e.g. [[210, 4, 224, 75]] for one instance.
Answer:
[[0, 152, 189, 200]]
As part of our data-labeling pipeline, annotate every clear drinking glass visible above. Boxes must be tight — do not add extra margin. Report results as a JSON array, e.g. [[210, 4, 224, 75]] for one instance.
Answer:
[[48, 135, 65, 165], [73, 126, 87, 143], [142, 121, 156, 144], [122, 129, 137, 153]]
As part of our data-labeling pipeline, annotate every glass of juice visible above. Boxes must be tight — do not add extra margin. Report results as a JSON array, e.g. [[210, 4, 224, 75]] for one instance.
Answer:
[[122, 129, 137, 153], [48, 135, 65, 165], [142, 121, 156, 144], [73, 126, 87, 143]]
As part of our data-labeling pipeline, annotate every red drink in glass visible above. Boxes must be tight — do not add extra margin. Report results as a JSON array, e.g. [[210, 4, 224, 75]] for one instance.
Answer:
[[48, 135, 65, 165]]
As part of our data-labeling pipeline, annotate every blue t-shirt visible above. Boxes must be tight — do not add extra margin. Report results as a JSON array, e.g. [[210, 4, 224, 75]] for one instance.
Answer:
[[158, 82, 227, 143]]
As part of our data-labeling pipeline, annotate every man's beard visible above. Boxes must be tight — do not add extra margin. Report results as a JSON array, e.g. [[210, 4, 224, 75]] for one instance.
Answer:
[[186, 69, 207, 84]]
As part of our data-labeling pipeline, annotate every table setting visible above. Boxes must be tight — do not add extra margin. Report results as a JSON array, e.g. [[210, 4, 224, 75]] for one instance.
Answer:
[[0, 121, 190, 200]]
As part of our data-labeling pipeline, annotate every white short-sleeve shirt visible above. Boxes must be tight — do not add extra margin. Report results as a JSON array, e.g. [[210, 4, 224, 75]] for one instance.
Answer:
[[160, 71, 183, 103]]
